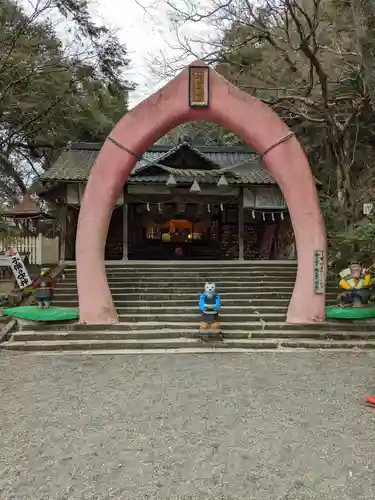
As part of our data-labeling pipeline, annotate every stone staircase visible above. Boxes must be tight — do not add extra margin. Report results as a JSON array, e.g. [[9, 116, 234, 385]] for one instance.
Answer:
[[3, 261, 375, 352]]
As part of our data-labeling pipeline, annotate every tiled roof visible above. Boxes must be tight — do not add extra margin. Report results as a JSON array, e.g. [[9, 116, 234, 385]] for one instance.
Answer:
[[146, 142, 220, 170], [41, 141, 276, 185], [131, 165, 242, 185], [227, 161, 276, 184], [5, 195, 43, 216]]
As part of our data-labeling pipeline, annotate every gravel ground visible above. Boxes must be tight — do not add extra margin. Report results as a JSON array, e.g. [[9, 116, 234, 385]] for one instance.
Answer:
[[1, 351, 375, 500]]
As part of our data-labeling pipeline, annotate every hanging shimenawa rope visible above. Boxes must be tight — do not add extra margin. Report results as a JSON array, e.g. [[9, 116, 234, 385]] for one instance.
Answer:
[[259, 132, 296, 160], [107, 131, 296, 172], [140, 200, 287, 220]]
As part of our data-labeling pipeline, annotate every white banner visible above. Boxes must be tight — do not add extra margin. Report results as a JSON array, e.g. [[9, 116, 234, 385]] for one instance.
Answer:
[[313, 250, 325, 294], [243, 187, 287, 209], [9, 249, 32, 289], [255, 187, 287, 209], [243, 188, 256, 208]]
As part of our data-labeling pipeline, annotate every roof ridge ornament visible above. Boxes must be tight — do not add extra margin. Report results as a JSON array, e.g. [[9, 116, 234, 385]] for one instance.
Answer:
[[178, 133, 190, 144]]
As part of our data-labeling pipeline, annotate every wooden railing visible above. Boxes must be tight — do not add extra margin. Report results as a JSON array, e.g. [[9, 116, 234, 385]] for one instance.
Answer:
[[0, 235, 59, 265]]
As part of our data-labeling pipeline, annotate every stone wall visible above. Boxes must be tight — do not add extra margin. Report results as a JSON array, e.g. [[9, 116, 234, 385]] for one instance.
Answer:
[[276, 215, 296, 259], [221, 224, 239, 259], [105, 207, 123, 260], [244, 224, 260, 260]]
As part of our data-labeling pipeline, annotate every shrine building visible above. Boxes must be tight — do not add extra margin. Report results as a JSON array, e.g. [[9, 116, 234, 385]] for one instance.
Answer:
[[38, 139, 301, 261]]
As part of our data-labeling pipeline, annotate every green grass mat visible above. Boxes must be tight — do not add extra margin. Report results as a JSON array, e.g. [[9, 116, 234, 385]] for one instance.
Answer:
[[326, 305, 375, 320], [2, 306, 79, 322]]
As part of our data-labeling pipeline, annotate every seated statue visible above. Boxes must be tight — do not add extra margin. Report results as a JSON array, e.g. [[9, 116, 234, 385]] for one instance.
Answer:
[[199, 281, 221, 331], [33, 267, 54, 309], [338, 262, 372, 308]]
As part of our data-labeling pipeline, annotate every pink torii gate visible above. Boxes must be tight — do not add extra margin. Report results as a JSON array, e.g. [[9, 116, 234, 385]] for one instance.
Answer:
[[75, 61, 327, 325]]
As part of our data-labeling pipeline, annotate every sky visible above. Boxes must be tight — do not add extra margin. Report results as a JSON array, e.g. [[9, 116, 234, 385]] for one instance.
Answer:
[[94, 0, 187, 106], [93, 0, 212, 107], [20, 0, 213, 107]]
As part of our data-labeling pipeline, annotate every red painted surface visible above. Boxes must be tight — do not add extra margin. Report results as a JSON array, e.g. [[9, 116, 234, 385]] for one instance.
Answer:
[[364, 395, 375, 407], [76, 60, 326, 324]]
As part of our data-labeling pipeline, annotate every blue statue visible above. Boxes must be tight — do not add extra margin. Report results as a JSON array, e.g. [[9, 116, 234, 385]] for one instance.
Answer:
[[199, 281, 221, 332]]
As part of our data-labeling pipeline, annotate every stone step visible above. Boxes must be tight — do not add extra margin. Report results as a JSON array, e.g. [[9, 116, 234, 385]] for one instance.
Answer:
[[52, 298, 337, 308], [55, 305, 291, 314], [52, 288, 298, 296], [52, 291, 339, 300], [63, 269, 300, 276], [58, 275, 304, 286], [3, 337, 375, 352], [65, 263, 298, 268], [53, 297, 292, 305], [52, 304, 338, 314], [52, 290, 337, 300], [52, 303, 335, 311], [55, 282, 302, 295], [11, 329, 375, 342], [59, 279, 302, 293], [63, 271, 300, 278], [17, 320, 375, 333], [114, 312, 287, 322], [60, 273, 302, 283], [54, 284, 338, 292], [64, 269, 299, 274], [52, 300, 337, 309], [64, 262, 298, 269], [59, 275, 301, 282]]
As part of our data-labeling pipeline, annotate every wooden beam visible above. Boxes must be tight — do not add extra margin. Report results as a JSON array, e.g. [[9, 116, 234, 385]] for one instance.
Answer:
[[122, 197, 128, 260], [238, 188, 244, 260], [59, 185, 67, 262]]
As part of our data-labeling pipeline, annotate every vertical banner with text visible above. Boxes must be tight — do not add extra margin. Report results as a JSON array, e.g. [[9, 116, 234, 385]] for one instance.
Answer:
[[313, 250, 325, 294], [9, 249, 32, 289]]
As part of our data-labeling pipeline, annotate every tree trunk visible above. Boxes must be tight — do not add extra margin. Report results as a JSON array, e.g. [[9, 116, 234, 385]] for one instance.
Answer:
[[332, 132, 355, 227], [350, 0, 375, 109], [0, 152, 27, 195]]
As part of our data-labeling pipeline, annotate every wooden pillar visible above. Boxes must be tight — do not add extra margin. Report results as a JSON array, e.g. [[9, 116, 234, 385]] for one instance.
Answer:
[[238, 188, 244, 260], [122, 195, 128, 260], [59, 185, 67, 262]]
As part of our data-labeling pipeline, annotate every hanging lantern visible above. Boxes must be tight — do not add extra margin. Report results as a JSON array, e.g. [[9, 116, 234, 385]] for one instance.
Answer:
[[220, 203, 224, 211], [252, 210, 255, 219], [166, 173, 177, 187], [217, 174, 228, 187], [190, 179, 201, 193], [146, 202, 150, 212], [281, 212, 284, 220], [271, 213, 275, 221]]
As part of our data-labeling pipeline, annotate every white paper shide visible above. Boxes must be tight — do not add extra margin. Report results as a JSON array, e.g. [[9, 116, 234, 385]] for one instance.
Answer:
[[9, 249, 32, 289]]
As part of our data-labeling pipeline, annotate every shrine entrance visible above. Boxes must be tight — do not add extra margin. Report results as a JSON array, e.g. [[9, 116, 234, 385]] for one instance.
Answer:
[[128, 202, 223, 260], [76, 60, 327, 325], [131, 212, 219, 260]]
